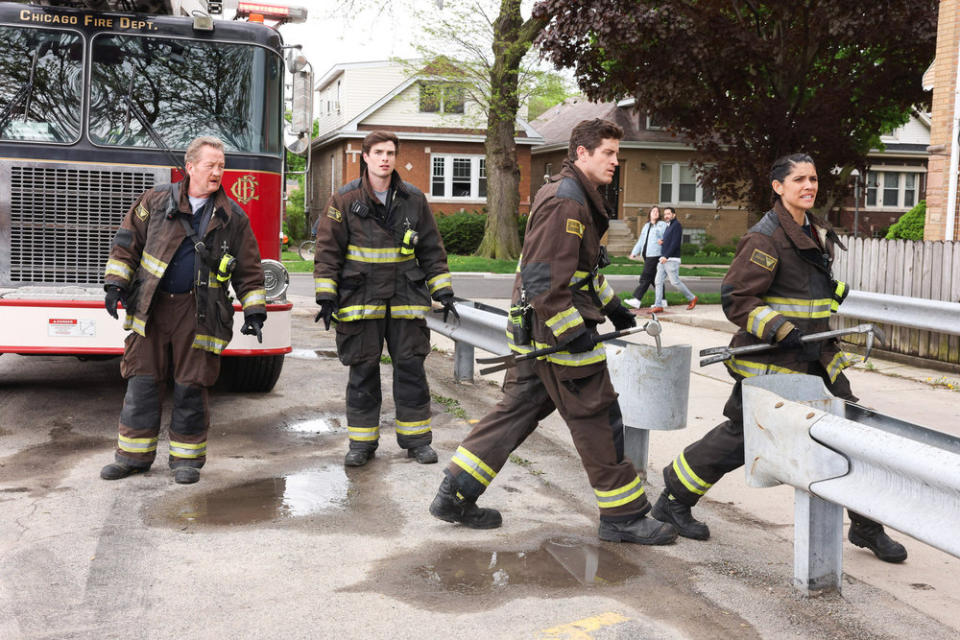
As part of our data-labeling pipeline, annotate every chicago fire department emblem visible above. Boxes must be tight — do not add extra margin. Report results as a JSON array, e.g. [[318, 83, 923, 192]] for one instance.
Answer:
[[230, 174, 260, 205]]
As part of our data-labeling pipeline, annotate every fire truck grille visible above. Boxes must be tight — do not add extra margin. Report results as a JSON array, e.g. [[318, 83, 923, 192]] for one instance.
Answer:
[[9, 166, 156, 285]]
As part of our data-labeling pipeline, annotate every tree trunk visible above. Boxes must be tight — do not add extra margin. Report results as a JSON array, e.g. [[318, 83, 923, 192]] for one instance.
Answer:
[[476, 0, 546, 259]]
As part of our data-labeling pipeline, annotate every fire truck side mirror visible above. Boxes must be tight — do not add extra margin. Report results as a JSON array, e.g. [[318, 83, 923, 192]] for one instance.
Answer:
[[285, 61, 313, 156]]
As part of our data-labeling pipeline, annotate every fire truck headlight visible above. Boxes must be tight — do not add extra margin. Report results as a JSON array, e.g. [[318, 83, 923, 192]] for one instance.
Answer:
[[262, 259, 289, 302]]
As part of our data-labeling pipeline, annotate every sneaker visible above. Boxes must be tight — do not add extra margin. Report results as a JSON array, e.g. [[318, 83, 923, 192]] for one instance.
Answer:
[[598, 515, 677, 544], [686, 296, 699, 310], [407, 444, 438, 464], [651, 490, 710, 540], [173, 467, 200, 485], [429, 475, 502, 529], [100, 461, 149, 480], [624, 297, 642, 309]]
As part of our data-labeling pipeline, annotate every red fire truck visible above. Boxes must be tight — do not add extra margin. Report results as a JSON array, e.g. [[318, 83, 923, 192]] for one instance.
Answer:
[[0, 1, 313, 391]]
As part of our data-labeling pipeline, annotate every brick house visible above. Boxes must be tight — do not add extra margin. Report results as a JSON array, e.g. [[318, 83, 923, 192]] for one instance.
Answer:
[[529, 97, 749, 254], [306, 60, 542, 225]]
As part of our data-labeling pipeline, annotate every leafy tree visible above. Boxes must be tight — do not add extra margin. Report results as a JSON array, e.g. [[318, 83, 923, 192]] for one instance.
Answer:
[[534, 0, 937, 217], [406, 1, 548, 258]]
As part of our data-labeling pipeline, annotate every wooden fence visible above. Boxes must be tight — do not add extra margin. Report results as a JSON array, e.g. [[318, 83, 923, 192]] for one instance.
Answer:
[[833, 236, 960, 365]]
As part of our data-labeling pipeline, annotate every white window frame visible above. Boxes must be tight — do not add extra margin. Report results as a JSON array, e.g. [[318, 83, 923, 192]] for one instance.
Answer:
[[864, 169, 921, 211], [430, 154, 487, 201], [659, 163, 715, 206], [646, 114, 666, 131]]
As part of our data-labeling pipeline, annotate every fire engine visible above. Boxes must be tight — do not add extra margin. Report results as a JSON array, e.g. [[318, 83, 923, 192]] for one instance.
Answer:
[[0, 1, 313, 391]]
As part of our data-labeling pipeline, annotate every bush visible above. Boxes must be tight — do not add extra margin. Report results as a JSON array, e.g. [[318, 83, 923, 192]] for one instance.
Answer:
[[284, 184, 306, 242], [700, 242, 737, 256], [436, 210, 487, 254], [518, 214, 529, 245], [680, 243, 698, 256], [885, 200, 925, 241]]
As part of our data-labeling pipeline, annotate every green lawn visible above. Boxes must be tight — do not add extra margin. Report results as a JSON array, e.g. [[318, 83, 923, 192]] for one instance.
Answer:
[[283, 251, 728, 277]]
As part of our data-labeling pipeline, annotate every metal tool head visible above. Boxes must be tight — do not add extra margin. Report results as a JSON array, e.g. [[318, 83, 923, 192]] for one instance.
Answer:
[[643, 317, 662, 356]]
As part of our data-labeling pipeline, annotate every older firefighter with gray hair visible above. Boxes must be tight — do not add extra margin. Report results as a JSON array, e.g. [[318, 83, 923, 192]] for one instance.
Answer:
[[99, 136, 266, 485]]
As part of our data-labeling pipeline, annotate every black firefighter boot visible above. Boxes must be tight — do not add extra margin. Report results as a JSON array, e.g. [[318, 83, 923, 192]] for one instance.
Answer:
[[848, 513, 908, 563], [598, 515, 677, 545], [344, 442, 376, 467], [651, 490, 710, 540], [429, 474, 502, 529]]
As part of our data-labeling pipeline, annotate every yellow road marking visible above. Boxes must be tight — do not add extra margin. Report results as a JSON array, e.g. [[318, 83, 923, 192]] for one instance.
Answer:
[[540, 611, 629, 639]]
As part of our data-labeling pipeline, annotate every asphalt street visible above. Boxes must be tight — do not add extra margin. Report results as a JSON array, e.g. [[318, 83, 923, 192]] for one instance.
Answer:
[[1, 284, 958, 639]]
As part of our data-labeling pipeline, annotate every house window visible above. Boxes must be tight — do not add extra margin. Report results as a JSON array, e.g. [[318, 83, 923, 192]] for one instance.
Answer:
[[419, 81, 465, 114], [430, 154, 486, 199], [660, 163, 714, 205], [646, 114, 666, 130], [865, 171, 919, 209]]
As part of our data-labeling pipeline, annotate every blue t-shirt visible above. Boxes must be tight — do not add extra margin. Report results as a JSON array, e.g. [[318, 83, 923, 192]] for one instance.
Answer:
[[158, 197, 209, 293]]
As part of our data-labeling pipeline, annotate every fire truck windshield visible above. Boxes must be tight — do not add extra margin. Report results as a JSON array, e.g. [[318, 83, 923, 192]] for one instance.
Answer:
[[89, 33, 282, 156], [0, 26, 83, 143]]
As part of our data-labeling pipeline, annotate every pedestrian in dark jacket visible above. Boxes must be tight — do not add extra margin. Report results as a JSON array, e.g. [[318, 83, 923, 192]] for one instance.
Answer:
[[652, 206, 697, 312], [100, 136, 267, 485], [429, 118, 677, 546], [313, 130, 456, 467], [651, 153, 907, 563]]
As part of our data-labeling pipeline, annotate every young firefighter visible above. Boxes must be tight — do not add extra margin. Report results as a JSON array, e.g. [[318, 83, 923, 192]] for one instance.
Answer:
[[429, 119, 677, 545], [313, 130, 457, 467]]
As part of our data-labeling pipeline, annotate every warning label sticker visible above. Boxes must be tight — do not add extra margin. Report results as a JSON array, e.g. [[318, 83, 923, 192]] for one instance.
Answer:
[[48, 318, 96, 337]]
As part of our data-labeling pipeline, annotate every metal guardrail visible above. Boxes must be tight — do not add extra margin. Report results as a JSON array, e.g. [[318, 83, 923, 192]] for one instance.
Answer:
[[743, 374, 960, 592], [426, 299, 510, 381], [838, 290, 960, 335]]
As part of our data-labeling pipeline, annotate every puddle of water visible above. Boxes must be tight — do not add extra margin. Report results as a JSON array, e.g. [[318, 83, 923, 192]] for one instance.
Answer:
[[167, 466, 349, 526], [288, 348, 339, 360], [284, 416, 341, 434], [414, 537, 640, 593]]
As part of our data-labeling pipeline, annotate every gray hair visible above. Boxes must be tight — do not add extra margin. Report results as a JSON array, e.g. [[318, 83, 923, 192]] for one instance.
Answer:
[[184, 136, 225, 165]]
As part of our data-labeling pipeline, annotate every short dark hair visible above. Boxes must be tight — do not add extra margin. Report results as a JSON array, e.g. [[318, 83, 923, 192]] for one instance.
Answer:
[[362, 130, 399, 155], [663, 206, 676, 215], [769, 153, 815, 203], [567, 118, 623, 161]]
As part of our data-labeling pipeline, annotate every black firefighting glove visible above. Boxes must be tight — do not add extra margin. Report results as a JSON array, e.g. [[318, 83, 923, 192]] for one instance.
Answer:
[[778, 327, 820, 361], [240, 312, 266, 343], [830, 280, 849, 312], [434, 292, 460, 324], [564, 330, 595, 354], [314, 298, 335, 330], [104, 284, 125, 320], [607, 303, 637, 331]]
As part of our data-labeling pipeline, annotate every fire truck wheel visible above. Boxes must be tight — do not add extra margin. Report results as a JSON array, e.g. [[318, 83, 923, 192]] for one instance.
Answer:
[[219, 355, 285, 392]]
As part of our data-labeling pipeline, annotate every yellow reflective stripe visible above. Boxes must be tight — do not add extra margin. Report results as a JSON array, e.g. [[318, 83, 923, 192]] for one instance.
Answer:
[[763, 296, 832, 319], [746, 306, 779, 338], [427, 273, 452, 294], [389, 305, 430, 319], [826, 351, 861, 382], [208, 271, 221, 288], [545, 307, 584, 337], [348, 425, 380, 442], [396, 418, 431, 435], [672, 452, 712, 496], [118, 434, 158, 453], [595, 277, 616, 306], [124, 315, 146, 336], [169, 440, 207, 459], [139, 251, 167, 278], [452, 446, 496, 487], [831, 281, 848, 312], [192, 334, 228, 354], [546, 343, 607, 367], [346, 244, 415, 263], [505, 327, 535, 355], [724, 357, 802, 378], [241, 289, 266, 309], [336, 304, 387, 322], [105, 259, 134, 283], [595, 475, 646, 508], [315, 278, 337, 295]]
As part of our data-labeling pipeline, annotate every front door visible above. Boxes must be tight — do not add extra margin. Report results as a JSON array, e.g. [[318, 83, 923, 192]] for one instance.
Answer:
[[600, 165, 621, 219]]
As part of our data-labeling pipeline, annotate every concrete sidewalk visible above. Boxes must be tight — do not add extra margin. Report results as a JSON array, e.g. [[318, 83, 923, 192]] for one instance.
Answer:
[[423, 298, 960, 635]]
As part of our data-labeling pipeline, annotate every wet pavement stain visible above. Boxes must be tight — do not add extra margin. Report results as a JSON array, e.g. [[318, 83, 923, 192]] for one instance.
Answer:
[[283, 415, 342, 435], [158, 466, 350, 526], [0, 424, 111, 494], [415, 537, 639, 593]]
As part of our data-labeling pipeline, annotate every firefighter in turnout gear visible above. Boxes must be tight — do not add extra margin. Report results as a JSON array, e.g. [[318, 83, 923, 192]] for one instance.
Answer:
[[429, 119, 677, 545], [314, 130, 455, 467], [100, 136, 266, 485], [653, 153, 908, 563]]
